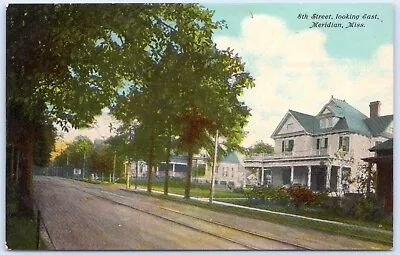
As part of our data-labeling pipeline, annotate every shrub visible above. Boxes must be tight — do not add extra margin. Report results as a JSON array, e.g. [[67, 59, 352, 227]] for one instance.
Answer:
[[349, 196, 385, 221], [232, 187, 244, 193], [286, 185, 317, 209], [263, 187, 291, 205], [246, 186, 291, 206]]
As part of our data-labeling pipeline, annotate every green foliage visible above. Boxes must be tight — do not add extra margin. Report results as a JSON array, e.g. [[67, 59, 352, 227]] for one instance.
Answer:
[[33, 121, 57, 167], [246, 141, 274, 155], [348, 196, 385, 221], [349, 163, 377, 194], [247, 186, 291, 206], [54, 136, 93, 169], [191, 166, 206, 177], [7, 3, 254, 209]]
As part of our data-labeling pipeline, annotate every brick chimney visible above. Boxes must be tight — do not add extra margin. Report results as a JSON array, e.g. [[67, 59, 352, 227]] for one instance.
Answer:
[[369, 101, 381, 117]]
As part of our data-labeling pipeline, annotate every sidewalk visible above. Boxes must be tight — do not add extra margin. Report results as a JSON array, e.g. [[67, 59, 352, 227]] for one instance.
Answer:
[[121, 186, 392, 236]]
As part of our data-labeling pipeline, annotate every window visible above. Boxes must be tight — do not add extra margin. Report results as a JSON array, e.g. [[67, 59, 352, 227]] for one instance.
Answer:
[[339, 136, 350, 152], [286, 123, 293, 131], [317, 138, 328, 149], [223, 167, 228, 177], [231, 168, 234, 177], [320, 117, 335, 129], [320, 119, 326, 129], [281, 139, 294, 152]]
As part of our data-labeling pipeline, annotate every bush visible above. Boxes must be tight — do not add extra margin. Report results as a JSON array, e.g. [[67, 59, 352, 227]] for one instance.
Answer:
[[349, 196, 385, 221], [246, 186, 291, 206], [232, 187, 244, 193], [286, 185, 317, 209]]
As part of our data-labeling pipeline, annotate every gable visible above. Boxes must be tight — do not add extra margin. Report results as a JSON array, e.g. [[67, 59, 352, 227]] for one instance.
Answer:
[[322, 108, 331, 115], [277, 114, 305, 135]]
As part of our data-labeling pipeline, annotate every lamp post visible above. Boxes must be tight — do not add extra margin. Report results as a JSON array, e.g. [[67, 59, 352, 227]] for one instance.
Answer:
[[209, 129, 219, 204]]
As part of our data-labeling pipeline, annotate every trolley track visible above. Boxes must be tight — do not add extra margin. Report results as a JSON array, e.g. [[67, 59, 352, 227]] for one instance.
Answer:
[[46, 177, 309, 250]]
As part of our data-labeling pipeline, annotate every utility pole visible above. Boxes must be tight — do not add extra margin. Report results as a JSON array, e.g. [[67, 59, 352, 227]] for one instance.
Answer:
[[113, 150, 116, 183], [135, 162, 139, 189], [82, 150, 86, 179], [209, 129, 219, 204]]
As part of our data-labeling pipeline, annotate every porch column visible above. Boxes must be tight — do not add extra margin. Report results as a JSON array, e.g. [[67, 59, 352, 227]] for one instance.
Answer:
[[337, 167, 343, 196], [156, 166, 159, 177], [326, 165, 331, 191], [261, 153, 264, 185], [307, 166, 312, 189], [172, 163, 176, 177], [290, 166, 294, 184], [261, 168, 265, 185]]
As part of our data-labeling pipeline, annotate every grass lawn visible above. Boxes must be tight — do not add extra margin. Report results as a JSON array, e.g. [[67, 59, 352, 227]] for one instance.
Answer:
[[124, 179, 247, 198], [141, 192, 393, 246], [222, 199, 393, 231], [6, 201, 48, 250]]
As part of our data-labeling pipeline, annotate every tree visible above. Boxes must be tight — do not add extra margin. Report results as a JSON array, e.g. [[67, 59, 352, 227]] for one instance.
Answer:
[[110, 5, 229, 194], [54, 136, 93, 172], [7, 3, 228, 213], [247, 141, 274, 155]]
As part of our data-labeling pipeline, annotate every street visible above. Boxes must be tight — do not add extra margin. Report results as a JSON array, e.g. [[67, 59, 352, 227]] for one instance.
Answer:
[[33, 176, 390, 250]]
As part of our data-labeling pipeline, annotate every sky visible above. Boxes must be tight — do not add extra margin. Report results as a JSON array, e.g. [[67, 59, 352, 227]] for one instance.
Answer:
[[60, 2, 394, 147]]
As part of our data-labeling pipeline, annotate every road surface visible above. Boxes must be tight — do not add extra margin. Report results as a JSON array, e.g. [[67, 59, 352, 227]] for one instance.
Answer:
[[32, 176, 391, 250]]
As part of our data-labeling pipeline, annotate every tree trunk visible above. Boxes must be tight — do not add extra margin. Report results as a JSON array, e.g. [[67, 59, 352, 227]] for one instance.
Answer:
[[135, 161, 138, 189], [8, 145, 15, 185], [147, 163, 153, 193], [185, 149, 193, 199], [164, 135, 172, 195], [147, 133, 155, 193], [14, 151, 20, 184], [18, 128, 34, 215]]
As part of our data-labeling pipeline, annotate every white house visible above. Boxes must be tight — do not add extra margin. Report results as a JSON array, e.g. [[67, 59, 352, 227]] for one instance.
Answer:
[[203, 151, 247, 188], [244, 97, 393, 195]]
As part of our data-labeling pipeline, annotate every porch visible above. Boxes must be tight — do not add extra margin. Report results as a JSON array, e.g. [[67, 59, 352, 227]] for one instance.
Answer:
[[248, 165, 350, 193]]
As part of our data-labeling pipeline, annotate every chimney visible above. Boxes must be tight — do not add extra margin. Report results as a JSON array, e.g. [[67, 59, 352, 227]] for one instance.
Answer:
[[369, 101, 381, 117]]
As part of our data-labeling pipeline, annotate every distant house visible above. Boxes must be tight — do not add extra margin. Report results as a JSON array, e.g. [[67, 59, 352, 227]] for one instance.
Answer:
[[212, 152, 247, 188], [135, 151, 247, 188], [244, 97, 393, 195], [134, 155, 208, 179], [363, 138, 393, 214]]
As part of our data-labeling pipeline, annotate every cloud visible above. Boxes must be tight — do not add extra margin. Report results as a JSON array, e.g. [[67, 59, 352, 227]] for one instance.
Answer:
[[58, 15, 393, 148], [215, 14, 393, 147], [58, 112, 120, 143]]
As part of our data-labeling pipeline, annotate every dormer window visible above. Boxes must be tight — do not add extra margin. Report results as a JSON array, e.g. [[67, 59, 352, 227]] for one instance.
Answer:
[[319, 117, 336, 129]]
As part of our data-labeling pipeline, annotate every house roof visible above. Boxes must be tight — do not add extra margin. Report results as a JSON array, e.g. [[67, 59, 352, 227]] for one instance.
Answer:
[[288, 110, 315, 133], [273, 98, 393, 138], [364, 115, 393, 137], [369, 138, 393, 152], [222, 151, 244, 164]]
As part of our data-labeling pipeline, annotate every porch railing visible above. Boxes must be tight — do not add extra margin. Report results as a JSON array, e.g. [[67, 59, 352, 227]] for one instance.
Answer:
[[246, 149, 354, 161]]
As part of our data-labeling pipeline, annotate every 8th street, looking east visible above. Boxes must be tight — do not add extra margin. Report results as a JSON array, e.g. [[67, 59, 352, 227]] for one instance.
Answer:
[[297, 13, 379, 20]]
